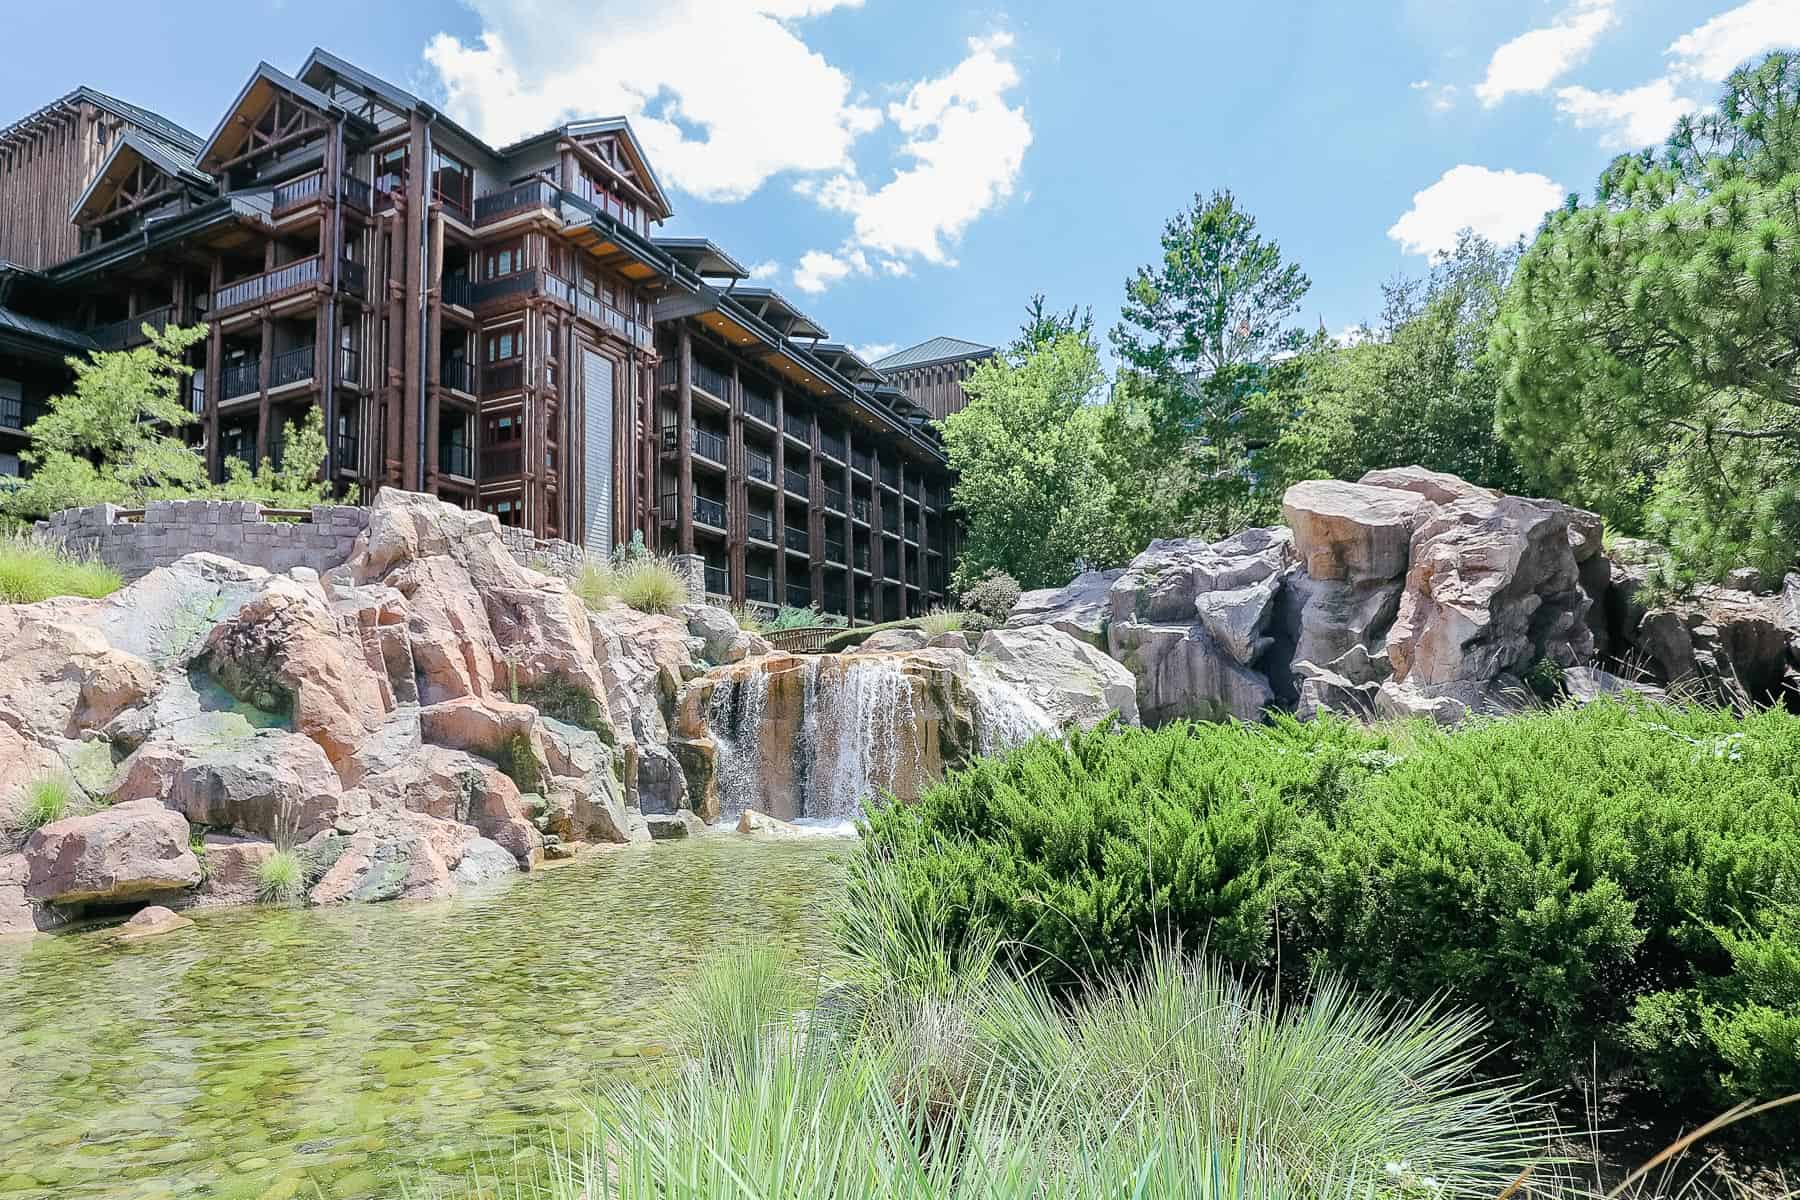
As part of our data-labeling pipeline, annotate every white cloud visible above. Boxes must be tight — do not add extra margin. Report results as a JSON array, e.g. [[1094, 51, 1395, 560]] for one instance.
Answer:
[[1555, 77, 1695, 149], [1410, 79, 1432, 91], [1388, 165, 1565, 260], [745, 259, 781, 282], [1476, 0, 1618, 107], [792, 250, 856, 295], [424, 0, 881, 203], [1666, 0, 1800, 83], [1544, 1, 1800, 150], [794, 31, 1031, 289], [853, 341, 899, 362]]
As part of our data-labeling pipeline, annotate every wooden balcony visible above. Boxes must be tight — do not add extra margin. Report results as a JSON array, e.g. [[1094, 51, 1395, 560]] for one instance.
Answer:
[[473, 179, 559, 227], [481, 445, 523, 479], [0, 396, 48, 433], [212, 257, 321, 315], [88, 304, 176, 351]]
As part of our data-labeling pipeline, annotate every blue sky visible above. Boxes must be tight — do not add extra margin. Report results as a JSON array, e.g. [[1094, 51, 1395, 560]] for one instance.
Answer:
[[4, 1, 1796, 360]]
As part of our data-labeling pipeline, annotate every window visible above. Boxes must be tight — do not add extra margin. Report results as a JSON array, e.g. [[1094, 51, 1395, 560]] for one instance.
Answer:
[[484, 498, 522, 527], [431, 147, 472, 217], [484, 328, 520, 363], [484, 413, 522, 443], [374, 145, 408, 197], [545, 243, 569, 280], [483, 240, 523, 279]]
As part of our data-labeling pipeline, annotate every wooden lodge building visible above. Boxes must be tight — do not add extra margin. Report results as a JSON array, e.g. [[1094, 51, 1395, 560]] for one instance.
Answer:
[[0, 51, 990, 621]]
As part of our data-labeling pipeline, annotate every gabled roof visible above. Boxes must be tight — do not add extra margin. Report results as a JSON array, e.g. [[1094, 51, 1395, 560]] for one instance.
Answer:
[[730, 287, 828, 341], [654, 238, 750, 281], [0, 85, 202, 152], [195, 62, 341, 174], [873, 336, 995, 372], [0, 306, 96, 357], [69, 129, 213, 223]]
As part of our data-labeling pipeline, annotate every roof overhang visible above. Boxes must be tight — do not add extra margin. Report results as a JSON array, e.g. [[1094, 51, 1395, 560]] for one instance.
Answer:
[[729, 287, 828, 340], [655, 238, 750, 281], [69, 131, 214, 224], [196, 62, 343, 174]]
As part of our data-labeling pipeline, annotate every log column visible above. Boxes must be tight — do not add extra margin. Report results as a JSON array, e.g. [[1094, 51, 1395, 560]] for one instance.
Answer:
[[676, 324, 694, 554], [728, 360, 746, 605]]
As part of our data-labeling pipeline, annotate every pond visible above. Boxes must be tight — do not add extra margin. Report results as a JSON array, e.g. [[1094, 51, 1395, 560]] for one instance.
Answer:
[[0, 835, 851, 1200]]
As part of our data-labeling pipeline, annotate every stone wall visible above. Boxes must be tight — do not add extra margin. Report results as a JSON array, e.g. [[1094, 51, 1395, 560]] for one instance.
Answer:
[[38, 501, 370, 582], [40, 499, 710, 602]]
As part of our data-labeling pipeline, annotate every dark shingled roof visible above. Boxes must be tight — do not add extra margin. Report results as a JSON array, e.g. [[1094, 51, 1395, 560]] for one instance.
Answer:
[[873, 336, 995, 372], [0, 306, 96, 353]]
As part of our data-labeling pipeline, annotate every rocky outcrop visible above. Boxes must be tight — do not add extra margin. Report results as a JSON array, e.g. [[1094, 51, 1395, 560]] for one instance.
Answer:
[[23, 799, 202, 907], [1008, 568, 1121, 650], [975, 626, 1140, 728], [0, 854, 35, 937], [195, 834, 276, 906]]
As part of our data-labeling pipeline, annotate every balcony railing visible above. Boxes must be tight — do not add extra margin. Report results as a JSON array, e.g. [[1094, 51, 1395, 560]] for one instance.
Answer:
[[661, 424, 726, 464], [441, 443, 474, 478], [270, 346, 315, 389], [746, 574, 774, 604], [573, 290, 653, 352], [784, 467, 809, 498], [272, 170, 323, 213], [213, 256, 321, 313], [441, 358, 476, 394], [220, 358, 261, 401], [905, 520, 920, 542], [482, 445, 523, 478], [186, 375, 204, 415], [339, 346, 361, 388], [88, 304, 176, 351], [746, 449, 774, 485], [882, 507, 901, 535], [786, 582, 812, 610], [784, 525, 810, 555], [783, 411, 811, 442], [854, 545, 871, 572], [342, 175, 372, 212], [881, 462, 900, 490], [821, 431, 847, 462], [483, 360, 525, 395], [747, 511, 775, 543], [694, 495, 726, 529], [692, 359, 731, 402], [0, 395, 47, 431], [851, 449, 873, 477], [705, 564, 729, 595], [339, 258, 367, 297], [443, 273, 475, 309], [470, 271, 535, 308], [742, 388, 775, 426], [474, 178, 559, 226], [824, 538, 846, 565], [852, 497, 871, 524], [822, 485, 846, 512], [334, 432, 358, 470]]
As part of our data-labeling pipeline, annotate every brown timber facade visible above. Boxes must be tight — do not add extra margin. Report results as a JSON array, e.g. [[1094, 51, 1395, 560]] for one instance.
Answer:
[[0, 51, 957, 618]]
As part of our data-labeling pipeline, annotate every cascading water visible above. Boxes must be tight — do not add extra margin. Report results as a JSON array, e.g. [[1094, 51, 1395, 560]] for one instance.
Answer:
[[699, 652, 1060, 826], [707, 666, 770, 817]]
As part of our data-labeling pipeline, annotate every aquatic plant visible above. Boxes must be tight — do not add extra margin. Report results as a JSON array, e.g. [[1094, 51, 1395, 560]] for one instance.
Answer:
[[255, 849, 304, 905], [0, 532, 122, 603]]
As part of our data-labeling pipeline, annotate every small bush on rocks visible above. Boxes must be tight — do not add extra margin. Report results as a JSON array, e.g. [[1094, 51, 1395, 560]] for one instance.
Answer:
[[957, 568, 1020, 624], [256, 850, 304, 904]]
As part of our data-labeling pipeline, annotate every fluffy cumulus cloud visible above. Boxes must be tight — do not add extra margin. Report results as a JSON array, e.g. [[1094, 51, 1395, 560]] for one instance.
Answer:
[[1549, 0, 1800, 150], [424, 0, 881, 203], [1387, 165, 1565, 260], [852, 341, 899, 362], [424, 4, 1031, 294], [1475, 0, 1617, 107], [792, 32, 1032, 292]]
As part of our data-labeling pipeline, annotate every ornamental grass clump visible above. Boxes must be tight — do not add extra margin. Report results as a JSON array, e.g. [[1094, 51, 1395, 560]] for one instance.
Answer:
[[7, 774, 74, 835], [573, 556, 689, 617], [917, 607, 968, 636], [0, 532, 122, 603], [255, 849, 304, 905]]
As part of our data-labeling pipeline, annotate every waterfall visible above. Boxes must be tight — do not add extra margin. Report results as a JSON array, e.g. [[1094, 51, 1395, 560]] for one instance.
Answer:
[[707, 667, 770, 816], [967, 668, 1058, 757], [809, 657, 923, 822]]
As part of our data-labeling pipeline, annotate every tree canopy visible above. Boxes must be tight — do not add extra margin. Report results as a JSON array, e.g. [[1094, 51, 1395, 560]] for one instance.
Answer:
[[1493, 51, 1800, 581]]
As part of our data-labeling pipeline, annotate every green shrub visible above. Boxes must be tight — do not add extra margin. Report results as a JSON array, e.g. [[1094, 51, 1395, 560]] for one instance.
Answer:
[[917, 606, 968, 636], [573, 556, 689, 616], [957, 568, 1020, 623], [728, 603, 770, 635], [8, 774, 74, 833], [767, 604, 843, 631], [0, 534, 122, 603], [858, 701, 1800, 1121], [256, 849, 304, 904]]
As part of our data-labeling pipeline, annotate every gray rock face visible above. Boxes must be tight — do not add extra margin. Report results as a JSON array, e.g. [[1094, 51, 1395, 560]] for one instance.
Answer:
[[685, 605, 749, 664], [1108, 529, 1292, 627], [860, 628, 930, 653], [1108, 622, 1273, 725], [122, 730, 344, 843], [1357, 467, 1497, 507], [24, 799, 202, 906], [450, 837, 520, 888], [1008, 568, 1123, 649], [0, 855, 38, 937], [1374, 677, 1527, 726], [1635, 588, 1796, 703], [1294, 664, 1380, 722], [975, 626, 1140, 728], [1194, 577, 1280, 666]]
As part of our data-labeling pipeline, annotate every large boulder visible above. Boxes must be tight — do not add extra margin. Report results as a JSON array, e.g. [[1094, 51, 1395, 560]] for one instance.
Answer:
[[1634, 588, 1796, 703], [539, 718, 648, 844], [1109, 528, 1292, 626], [196, 573, 391, 767], [1356, 466, 1497, 507], [1283, 480, 1427, 585], [1108, 622, 1273, 725], [418, 696, 552, 792], [308, 830, 455, 905], [355, 743, 541, 867], [1007, 568, 1122, 650], [860, 628, 929, 653], [0, 605, 156, 744], [975, 626, 1140, 728], [1386, 494, 1592, 686], [114, 730, 342, 843], [451, 837, 520, 888], [195, 833, 276, 906], [0, 854, 37, 937], [23, 798, 201, 906]]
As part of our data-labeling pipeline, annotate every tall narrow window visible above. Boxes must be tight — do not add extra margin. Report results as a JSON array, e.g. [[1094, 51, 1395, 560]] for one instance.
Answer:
[[431, 147, 472, 218]]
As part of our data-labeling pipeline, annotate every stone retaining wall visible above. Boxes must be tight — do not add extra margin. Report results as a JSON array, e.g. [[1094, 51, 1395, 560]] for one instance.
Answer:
[[40, 498, 709, 601], [38, 501, 371, 582]]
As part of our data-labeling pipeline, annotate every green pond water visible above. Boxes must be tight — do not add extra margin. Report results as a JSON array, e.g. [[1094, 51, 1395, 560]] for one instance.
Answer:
[[0, 835, 850, 1200]]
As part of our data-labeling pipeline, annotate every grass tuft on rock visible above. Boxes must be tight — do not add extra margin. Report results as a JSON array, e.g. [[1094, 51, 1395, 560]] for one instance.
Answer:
[[0, 533, 122, 604], [255, 849, 304, 905], [8, 774, 74, 834], [918, 607, 970, 636], [574, 557, 688, 616]]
